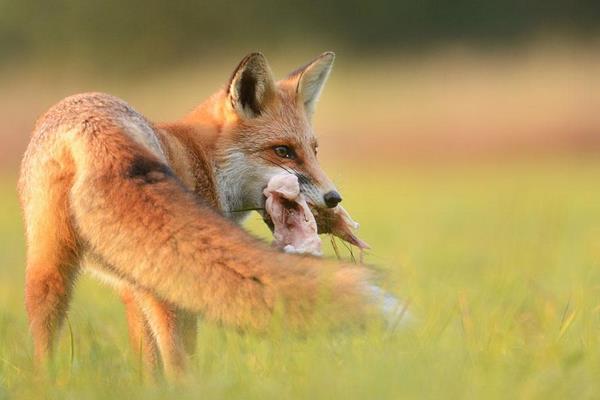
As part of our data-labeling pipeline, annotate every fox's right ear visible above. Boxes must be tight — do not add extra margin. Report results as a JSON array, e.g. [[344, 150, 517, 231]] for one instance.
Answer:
[[227, 53, 276, 119]]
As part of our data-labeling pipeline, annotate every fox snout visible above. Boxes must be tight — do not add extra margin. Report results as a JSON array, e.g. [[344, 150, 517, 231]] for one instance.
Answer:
[[294, 173, 342, 210], [260, 171, 340, 211]]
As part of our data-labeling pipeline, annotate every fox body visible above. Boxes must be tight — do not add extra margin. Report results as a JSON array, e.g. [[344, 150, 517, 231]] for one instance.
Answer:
[[18, 52, 381, 379]]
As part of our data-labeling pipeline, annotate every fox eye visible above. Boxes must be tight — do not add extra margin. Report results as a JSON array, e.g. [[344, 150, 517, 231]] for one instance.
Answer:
[[273, 145, 296, 159]]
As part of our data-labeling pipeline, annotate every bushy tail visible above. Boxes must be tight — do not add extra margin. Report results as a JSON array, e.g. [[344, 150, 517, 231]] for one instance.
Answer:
[[69, 128, 373, 330]]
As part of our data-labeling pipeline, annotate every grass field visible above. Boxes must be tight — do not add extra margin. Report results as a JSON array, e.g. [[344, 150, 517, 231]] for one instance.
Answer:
[[0, 159, 599, 399]]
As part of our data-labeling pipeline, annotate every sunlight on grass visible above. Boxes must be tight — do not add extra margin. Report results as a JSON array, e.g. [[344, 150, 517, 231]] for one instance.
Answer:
[[0, 161, 599, 399]]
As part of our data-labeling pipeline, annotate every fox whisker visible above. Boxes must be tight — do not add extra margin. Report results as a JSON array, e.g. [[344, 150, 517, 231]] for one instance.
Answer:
[[225, 207, 266, 213], [257, 155, 295, 175]]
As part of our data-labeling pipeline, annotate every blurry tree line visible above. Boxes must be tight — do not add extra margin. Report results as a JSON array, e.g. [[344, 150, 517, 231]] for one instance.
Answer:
[[0, 0, 598, 71]]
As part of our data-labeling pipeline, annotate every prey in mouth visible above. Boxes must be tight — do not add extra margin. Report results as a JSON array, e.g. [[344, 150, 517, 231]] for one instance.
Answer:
[[260, 174, 369, 256]]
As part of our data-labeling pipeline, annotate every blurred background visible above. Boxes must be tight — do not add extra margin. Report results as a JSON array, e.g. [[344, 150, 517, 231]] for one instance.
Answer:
[[1, 2, 600, 398], [0, 0, 599, 171]]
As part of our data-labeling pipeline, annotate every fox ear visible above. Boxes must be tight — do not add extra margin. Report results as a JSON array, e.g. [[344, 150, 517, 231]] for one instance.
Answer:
[[288, 52, 335, 117], [227, 52, 275, 118]]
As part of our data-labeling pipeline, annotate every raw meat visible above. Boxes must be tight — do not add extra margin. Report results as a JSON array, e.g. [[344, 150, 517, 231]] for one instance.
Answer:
[[263, 174, 369, 255]]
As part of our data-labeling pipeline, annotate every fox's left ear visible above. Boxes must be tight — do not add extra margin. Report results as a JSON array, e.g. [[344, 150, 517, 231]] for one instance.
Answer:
[[228, 52, 276, 118], [287, 52, 335, 117]]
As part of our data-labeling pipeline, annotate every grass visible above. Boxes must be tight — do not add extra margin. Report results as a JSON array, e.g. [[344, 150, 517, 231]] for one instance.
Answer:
[[0, 159, 599, 399]]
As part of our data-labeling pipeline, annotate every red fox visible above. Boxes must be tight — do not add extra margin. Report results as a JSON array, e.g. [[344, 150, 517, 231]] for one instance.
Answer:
[[18, 52, 403, 379]]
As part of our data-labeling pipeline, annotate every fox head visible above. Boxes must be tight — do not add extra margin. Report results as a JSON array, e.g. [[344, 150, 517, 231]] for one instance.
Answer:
[[207, 52, 342, 224]]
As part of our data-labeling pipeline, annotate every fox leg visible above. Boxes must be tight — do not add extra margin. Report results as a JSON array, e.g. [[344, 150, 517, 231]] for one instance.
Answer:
[[135, 292, 189, 381], [25, 256, 78, 363], [176, 310, 197, 358], [120, 288, 159, 379], [22, 177, 79, 363]]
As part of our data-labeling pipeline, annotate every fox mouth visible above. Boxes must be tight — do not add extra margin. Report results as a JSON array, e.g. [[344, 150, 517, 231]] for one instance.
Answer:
[[258, 195, 275, 232], [259, 177, 369, 251]]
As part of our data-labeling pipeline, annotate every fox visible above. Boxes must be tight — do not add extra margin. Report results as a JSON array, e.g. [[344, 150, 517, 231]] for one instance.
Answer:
[[18, 52, 401, 380]]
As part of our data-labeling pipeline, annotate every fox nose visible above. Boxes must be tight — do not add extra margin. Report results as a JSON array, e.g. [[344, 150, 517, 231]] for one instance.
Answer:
[[323, 190, 342, 208]]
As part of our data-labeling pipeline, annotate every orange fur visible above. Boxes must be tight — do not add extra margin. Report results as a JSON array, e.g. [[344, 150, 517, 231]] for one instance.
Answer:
[[18, 52, 375, 379], [120, 289, 159, 379]]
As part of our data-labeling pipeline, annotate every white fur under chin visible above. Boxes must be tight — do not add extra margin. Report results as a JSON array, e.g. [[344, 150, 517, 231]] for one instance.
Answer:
[[215, 150, 280, 223]]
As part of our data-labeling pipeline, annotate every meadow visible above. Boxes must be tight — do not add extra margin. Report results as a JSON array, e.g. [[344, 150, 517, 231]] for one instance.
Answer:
[[1, 158, 599, 399], [0, 45, 599, 399]]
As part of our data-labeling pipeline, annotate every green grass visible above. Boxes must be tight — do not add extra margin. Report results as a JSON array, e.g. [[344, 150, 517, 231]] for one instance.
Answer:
[[1, 160, 599, 399]]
